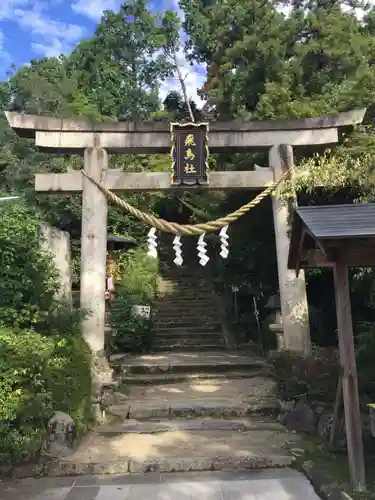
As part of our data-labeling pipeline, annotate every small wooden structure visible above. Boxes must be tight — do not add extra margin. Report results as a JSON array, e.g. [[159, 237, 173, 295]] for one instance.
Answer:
[[288, 203, 375, 492], [105, 234, 136, 325], [106, 234, 136, 291]]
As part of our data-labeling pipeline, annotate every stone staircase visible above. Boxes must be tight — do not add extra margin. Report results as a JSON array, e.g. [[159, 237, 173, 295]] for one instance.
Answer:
[[53, 351, 297, 476], [40, 240, 297, 479], [153, 268, 226, 351], [152, 235, 227, 352]]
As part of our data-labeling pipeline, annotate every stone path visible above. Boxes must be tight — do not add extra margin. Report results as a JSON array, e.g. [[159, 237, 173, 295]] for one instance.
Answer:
[[2, 469, 322, 499], [48, 351, 297, 476]]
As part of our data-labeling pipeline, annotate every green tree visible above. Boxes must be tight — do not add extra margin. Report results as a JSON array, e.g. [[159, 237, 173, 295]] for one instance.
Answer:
[[68, 0, 180, 120], [181, 0, 375, 119]]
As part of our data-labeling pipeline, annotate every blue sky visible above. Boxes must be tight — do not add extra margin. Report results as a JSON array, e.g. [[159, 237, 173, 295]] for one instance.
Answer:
[[0, 0, 206, 104]]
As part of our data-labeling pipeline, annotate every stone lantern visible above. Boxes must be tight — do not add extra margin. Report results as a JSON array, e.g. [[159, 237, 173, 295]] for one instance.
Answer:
[[265, 293, 285, 350]]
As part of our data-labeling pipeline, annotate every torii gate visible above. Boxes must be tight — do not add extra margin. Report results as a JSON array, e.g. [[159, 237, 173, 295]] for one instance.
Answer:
[[5, 109, 366, 356]]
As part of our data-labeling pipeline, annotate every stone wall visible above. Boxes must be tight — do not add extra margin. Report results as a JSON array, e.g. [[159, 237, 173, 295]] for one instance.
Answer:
[[278, 399, 372, 448], [39, 224, 72, 306]]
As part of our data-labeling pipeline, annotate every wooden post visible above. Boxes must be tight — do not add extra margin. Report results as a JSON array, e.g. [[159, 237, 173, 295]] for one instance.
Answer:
[[81, 148, 108, 353], [270, 144, 311, 354], [333, 257, 366, 491]]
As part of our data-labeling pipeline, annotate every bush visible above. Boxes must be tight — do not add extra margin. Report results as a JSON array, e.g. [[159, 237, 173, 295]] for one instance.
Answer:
[[109, 248, 159, 353], [0, 202, 59, 332], [0, 201, 93, 470], [0, 327, 92, 469], [270, 347, 340, 403], [47, 336, 92, 433]]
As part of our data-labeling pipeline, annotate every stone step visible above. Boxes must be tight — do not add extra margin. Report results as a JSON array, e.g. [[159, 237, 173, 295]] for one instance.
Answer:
[[158, 294, 214, 301], [157, 291, 213, 297], [152, 339, 225, 349], [158, 281, 213, 287], [153, 297, 216, 312], [159, 281, 212, 288], [111, 351, 266, 375], [57, 428, 295, 476], [154, 312, 217, 320], [154, 320, 220, 329], [154, 322, 219, 329], [157, 295, 214, 302], [153, 333, 223, 342], [96, 417, 285, 435], [118, 369, 271, 385], [108, 376, 278, 420], [151, 344, 227, 352], [154, 310, 218, 319], [154, 305, 217, 314], [154, 326, 222, 334], [158, 285, 213, 291], [107, 399, 277, 421]]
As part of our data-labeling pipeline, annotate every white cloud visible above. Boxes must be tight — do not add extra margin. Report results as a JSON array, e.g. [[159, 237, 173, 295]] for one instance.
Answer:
[[13, 7, 87, 57], [0, 0, 207, 106], [32, 39, 66, 58], [0, 0, 29, 21], [14, 9, 86, 42], [71, 0, 122, 21]]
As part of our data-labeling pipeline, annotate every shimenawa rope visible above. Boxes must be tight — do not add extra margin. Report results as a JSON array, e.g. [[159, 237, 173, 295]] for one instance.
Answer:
[[81, 168, 291, 236]]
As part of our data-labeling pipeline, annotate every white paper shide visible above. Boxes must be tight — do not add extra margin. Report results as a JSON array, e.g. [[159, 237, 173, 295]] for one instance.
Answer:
[[219, 225, 229, 259], [173, 235, 183, 266], [147, 227, 158, 258], [197, 233, 209, 266]]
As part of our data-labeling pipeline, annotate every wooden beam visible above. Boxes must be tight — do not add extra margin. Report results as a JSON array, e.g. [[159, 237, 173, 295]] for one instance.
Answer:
[[333, 258, 366, 491], [35, 169, 274, 193], [297, 247, 375, 269]]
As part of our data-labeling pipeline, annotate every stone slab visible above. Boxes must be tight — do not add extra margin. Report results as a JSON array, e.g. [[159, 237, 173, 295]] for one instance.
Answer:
[[6, 109, 366, 133], [48, 427, 298, 477], [35, 170, 275, 192], [119, 370, 270, 385], [1, 468, 323, 499], [120, 376, 277, 418], [108, 373, 278, 420], [111, 351, 264, 368], [34, 128, 339, 152], [96, 418, 285, 434]]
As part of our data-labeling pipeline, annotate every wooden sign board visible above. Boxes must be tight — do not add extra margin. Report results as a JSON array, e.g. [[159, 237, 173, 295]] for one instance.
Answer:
[[170, 122, 209, 186]]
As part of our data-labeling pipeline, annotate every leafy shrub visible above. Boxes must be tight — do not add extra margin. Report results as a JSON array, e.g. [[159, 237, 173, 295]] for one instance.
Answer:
[[0, 202, 93, 469], [0, 327, 92, 469], [47, 336, 92, 433], [0, 201, 59, 332], [270, 347, 340, 403], [109, 248, 159, 353]]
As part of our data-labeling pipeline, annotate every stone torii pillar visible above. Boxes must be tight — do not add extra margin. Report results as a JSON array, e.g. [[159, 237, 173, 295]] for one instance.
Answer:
[[4, 109, 366, 355], [270, 144, 311, 354], [81, 148, 108, 353]]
